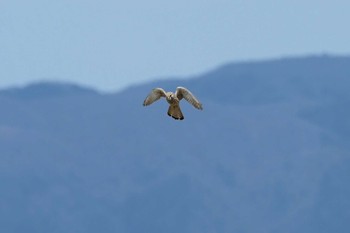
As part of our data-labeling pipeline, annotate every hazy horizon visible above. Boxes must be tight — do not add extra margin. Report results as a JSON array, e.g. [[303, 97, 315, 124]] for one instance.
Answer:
[[1, 53, 348, 93]]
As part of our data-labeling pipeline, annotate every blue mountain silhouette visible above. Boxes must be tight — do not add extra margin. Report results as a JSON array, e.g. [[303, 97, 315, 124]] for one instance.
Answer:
[[0, 55, 349, 233]]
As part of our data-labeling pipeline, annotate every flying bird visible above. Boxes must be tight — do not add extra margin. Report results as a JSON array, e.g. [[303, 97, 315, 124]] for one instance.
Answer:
[[143, 87, 203, 120]]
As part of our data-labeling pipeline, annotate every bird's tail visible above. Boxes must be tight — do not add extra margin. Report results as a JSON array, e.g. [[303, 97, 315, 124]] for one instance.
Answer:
[[167, 105, 184, 120]]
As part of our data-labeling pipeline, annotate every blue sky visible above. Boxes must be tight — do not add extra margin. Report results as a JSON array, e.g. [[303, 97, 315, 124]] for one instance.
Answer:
[[1, 0, 349, 92]]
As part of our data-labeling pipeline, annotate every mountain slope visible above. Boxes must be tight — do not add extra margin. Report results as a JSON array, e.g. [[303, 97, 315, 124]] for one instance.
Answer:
[[0, 55, 349, 233]]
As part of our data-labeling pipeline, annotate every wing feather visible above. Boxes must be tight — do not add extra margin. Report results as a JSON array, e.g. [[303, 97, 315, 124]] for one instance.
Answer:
[[175, 87, 203, 110], [143, 88, 167, 106]]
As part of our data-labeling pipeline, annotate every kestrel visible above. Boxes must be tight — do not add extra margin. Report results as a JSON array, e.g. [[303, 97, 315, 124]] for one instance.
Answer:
[[143, 86, 203, 120]]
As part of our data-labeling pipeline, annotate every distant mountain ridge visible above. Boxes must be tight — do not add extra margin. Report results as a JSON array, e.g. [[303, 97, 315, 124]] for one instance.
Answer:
[[0, 55, 349, 233], [121, 55, 350, 105], [0, 82, 99, 100], [2, 54, 349, 102]]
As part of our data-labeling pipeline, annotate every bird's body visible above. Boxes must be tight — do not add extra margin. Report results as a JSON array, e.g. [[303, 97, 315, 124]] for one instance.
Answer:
[[143, 87, 203, 120]]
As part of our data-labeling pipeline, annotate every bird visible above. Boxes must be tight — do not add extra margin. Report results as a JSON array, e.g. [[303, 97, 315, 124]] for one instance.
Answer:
[[143, 86, 203, 120]]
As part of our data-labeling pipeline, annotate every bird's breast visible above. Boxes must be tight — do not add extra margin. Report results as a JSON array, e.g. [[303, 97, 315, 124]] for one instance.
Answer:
[[166, 98, 179, 105]]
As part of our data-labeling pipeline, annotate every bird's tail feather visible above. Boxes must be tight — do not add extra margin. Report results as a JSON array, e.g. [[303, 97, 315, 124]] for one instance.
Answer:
[[167, 105, 184, 120]]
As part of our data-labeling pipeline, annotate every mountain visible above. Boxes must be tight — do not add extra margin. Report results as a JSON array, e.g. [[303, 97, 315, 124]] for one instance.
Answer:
[[0, 55, 349, 233]]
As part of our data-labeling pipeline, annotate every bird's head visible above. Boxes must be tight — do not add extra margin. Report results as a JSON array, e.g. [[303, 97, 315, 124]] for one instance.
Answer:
[[166, 93, 174, 101]]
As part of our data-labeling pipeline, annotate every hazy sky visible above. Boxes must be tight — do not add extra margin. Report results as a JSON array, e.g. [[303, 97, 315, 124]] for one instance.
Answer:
[[1, 0, 349, 91]]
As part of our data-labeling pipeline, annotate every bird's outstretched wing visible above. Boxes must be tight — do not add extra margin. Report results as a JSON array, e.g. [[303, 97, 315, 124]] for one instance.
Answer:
[[143, 88, 167, 106], [175, 87, 203, 110]]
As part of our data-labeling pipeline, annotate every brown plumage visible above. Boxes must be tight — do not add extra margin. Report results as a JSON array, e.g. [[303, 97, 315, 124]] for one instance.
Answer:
[[143, 87, 203, 120]]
